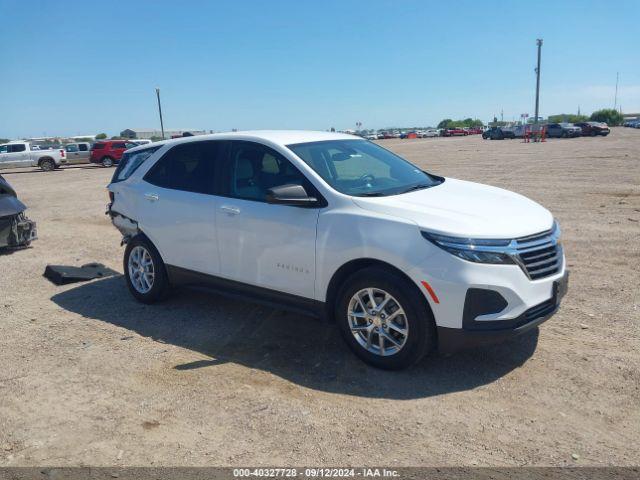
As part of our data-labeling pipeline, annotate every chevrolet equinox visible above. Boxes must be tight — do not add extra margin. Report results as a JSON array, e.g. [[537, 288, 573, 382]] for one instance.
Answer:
[[107, 131, 568, 369]]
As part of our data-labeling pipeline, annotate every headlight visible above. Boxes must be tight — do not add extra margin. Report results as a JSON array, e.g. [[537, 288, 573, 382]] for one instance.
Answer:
[[421, 231, 516, 265]]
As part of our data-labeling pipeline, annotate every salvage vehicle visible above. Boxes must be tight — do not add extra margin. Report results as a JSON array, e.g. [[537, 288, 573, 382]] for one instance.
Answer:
[[90, 140, 138, 167], [574, 122, 610, 137], [0, 141, 67, 171], [64, 142, 92, 164], [107, 131, 568, 369], [482, 127, 515, 140], [446, 127, 469, 136], [0, 174, 37, 249], [545, 123, 582, 138]]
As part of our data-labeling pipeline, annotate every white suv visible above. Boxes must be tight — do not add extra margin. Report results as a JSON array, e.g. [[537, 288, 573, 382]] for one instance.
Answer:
[[107, 131, 568, 369]]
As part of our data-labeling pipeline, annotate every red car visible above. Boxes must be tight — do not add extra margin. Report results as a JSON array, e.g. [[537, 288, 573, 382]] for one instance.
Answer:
[[90, 140, 138, 167], [447, 128, 469, 136], [467, 127, 483, 134], [574, 122, 610, 137]]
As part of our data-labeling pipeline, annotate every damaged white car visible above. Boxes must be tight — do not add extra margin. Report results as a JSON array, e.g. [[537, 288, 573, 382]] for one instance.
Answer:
[[107, 131, 567, 370], [0, 175, 37, 249]]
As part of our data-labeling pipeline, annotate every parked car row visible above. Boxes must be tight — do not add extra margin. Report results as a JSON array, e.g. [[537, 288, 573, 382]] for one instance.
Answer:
[[482, 122, 611, 140], [363, 127, 484, 140], [0, 138, 155, 171], [623, 118, 640, 128]]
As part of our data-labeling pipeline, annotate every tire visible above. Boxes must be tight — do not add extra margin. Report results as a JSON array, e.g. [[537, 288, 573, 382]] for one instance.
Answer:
[[40, 158, 55, 171], [590, 131, 596, 137], [101, 156, 114, 168], [562, 131, 568, 138], [123, 235, 170, 304], [335, 266, 436, 369]]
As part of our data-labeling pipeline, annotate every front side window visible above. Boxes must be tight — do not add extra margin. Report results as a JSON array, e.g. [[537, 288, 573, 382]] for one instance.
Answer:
[[287, 139, 440, 197], [66, 144, 79, 152], [112, 146, 161, 183], [226, 141, 308, 202], [112, 142, 127, 149], [0, 145, 8, 153], [144, 142, 220, 194]]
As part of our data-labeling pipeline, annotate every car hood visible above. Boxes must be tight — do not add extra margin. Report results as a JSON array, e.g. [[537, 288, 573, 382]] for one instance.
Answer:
[[352, 178, 554, 238], [0, 174, 27, 217]]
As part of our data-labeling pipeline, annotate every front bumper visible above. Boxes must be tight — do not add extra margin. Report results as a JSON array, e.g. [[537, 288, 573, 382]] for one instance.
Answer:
[[437, 270, 568, 354], [0, 212, 37, 248]]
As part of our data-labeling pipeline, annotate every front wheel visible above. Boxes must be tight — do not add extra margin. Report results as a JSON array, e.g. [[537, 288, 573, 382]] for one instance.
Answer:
[[336, 267, 436, 369], [124, 236, 170, 304], [101, 156, 114, 168]]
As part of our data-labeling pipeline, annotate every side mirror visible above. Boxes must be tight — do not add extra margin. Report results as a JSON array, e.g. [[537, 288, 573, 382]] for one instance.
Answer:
[[266, 183, 318, 207]]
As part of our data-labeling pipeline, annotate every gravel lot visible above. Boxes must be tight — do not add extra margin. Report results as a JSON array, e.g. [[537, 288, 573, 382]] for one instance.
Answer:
[[1, 129, 638, 467]]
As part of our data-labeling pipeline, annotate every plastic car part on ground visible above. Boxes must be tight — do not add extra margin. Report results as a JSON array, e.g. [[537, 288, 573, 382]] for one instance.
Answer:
[[0, 174, 37, 249], [43, 263, 119, 285]]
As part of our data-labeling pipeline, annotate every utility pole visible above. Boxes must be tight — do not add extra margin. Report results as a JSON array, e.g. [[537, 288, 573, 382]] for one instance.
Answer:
[[155, 87, 165, 140], [614, 72, 619, 110], [534, 39, 543, 126]]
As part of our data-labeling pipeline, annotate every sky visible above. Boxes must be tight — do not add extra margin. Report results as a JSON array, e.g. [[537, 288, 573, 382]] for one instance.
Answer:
[[1, 0, 639, 138]]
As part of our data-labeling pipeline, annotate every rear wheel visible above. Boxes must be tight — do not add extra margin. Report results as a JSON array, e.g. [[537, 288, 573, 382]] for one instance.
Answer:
[[336, 267, 436, 369], [124, 235, 170, 304], [590, 130, 596, 137], [101, 156, 114, 167], [40, 158, 55, 171]]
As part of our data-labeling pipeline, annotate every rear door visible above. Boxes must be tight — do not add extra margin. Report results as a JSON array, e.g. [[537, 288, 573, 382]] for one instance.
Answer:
[[135, 140, 225, 275], [215, 140, 319, 298], [77, 143, 90, 162]]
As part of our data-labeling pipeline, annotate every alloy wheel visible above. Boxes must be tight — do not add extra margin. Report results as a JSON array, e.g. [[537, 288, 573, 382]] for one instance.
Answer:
[[128, 245, 155, 294], [347, 288, 409, 356]]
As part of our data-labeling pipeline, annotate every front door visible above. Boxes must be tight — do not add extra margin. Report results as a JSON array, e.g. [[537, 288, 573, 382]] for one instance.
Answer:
[[1, 144, 30, 168], [65, 144, 83, 164], [216, 141, 319, 299], [135, 140, 225, 275]]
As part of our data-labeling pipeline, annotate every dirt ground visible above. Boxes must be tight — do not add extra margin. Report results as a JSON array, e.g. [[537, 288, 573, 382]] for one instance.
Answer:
[[0, 129, 638, 467]]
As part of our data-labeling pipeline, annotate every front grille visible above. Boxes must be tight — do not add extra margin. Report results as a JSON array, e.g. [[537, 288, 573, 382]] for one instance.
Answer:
[[515, 229, 562, 280]]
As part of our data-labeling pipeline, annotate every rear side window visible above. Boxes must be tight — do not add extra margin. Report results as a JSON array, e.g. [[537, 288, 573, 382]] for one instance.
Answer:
[[92, 143, 105, 150], [143, 141, 222, 195], [9, 144, 26, 153], [79, 144, 88, 152], [112, 146, 161, 183]]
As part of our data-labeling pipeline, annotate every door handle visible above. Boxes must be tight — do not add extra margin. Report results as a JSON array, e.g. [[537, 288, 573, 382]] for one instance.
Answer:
[[144, 193, 159, 202], [220, 205, 240, 215]]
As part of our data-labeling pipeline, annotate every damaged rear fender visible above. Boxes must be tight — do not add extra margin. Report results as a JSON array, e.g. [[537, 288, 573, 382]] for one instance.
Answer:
[[108, 210, 140, 244]]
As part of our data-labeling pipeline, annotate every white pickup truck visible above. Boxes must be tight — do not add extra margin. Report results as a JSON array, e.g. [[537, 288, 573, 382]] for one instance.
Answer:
[[0, 142, 68, 171]]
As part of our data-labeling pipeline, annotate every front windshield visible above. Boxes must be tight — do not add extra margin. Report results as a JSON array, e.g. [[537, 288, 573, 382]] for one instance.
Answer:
[[287, 139, 441, 196]]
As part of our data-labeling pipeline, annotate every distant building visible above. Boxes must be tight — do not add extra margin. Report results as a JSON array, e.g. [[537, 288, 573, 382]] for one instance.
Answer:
[[120, 128, 206, 140]]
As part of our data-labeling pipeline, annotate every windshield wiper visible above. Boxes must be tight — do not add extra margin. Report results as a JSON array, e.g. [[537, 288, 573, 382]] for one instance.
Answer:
[[399, 184, 432, 194], [357, 192, 387, 197]]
